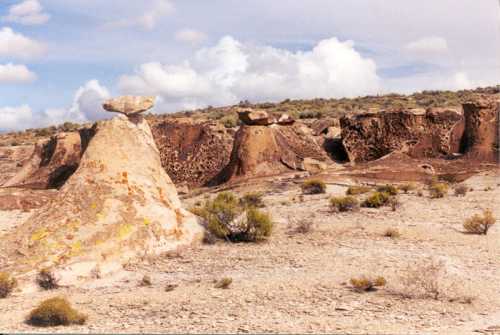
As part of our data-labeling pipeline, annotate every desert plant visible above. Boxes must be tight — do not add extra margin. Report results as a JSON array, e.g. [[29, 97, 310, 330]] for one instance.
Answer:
[[239, 192, 265, 208], [220, 114, 238, 128], [301, 179, 326, 195], [398, 183, 416, 194], [439, 173, 458, 184], [350, 276, 386, 292], [395, 258, 445, 300], [214, 277, 233, 289], [387, 196, 400, 211], [140, 275, 152, 287], [205, 192, 240, 239], [454, 184, 468, 197], [288, 217, 314, 234], [0, 272, 17, 298], [346, 185, 371, 195], [377, 184, 399, 196], [36, 268, 59, 290], [234, 207, 273, 242], [417, 190, 424, 197], [362, 192, 391, 208], [429, 183, 448, 198], [330, 196, 359, 212], [383, 228, 401, 239], [463, 209, 496, 235], [26, 297, 87, 327]]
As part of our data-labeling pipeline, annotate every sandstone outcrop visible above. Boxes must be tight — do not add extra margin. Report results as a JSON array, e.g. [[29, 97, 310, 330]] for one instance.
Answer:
[[103, 96, 155, 116], [340, 108, 464, 163], [237, 109, 275, 126], [2, 129, 94, 189], [150, 117, 234, 187], [0, 145, 33, 185], [0, 98, 203, 286], [461, 98, 499, 162]]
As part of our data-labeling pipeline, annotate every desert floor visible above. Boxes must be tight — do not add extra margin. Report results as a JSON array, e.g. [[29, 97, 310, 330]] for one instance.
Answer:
[[0, 170, 499, 334]]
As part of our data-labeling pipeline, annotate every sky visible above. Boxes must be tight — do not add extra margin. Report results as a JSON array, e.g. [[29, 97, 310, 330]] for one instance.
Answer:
[[0, 0, 499, 131]]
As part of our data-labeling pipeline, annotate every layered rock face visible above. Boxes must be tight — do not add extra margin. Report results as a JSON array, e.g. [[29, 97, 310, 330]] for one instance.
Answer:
[[0, 145, 33, 185], [2, 129, 95, 189], [150, 118, 234, 187], [340, 108, 464, 163], [0, 97, 203, 284], [461, 98, 499, 162]]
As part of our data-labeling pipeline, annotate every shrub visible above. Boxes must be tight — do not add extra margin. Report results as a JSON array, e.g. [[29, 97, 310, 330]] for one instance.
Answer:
[[383, 228, 401, 239], [362, 192, 391, 208], [301, 179, 326, 195], [214, 277, 233, 289], [398, 183, 416, 194], [395, 258, 445, 300], [429, 183, 448, 198], [463, 209, 496, 235], [36, 268, 59, 290], [376, 184, 399, 196], [346, 185, 371, 195], [288, 217, 314, 234], [350, 276, 386, 292], [330, 196, 359, 212], [239, 192, 265, 208], [387, 196, 400, 211], [417, 190, 424, 197], [439, 173, 458, 184], [220, 114, 238, 128], [0, 272, 17, 298], [205, 192, 240, 239], [454, 184, 468, 197], [234, 207, 273, 242], [140, 275, 152, 287], [26, 297, 87, 327]]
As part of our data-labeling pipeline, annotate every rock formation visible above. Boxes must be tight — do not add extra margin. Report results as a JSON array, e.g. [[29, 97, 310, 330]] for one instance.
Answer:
[[237, 108, 276, 126], [2, 129, 95, 189], [0, 145, 33, 186], [103, 95, 155, 116], [150, 117, 234, 187], [0, 96, 203, 286], [340, 108, 464, 163], [461, 97, 499, 162]]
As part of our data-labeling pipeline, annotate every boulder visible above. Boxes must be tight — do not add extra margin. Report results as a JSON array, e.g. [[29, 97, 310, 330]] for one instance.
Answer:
[[340, 108, 464, 163], [103, 96, 155, 116], [277, 113, 295, 125], [311, 118, 340, 136], [461, 97, 499, 162], [0, 105, 203, 286], [237, 109, 275, 126]]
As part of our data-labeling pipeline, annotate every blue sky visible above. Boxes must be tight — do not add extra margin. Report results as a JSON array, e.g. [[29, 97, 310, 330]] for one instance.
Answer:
[[1, 0, 499, 131]]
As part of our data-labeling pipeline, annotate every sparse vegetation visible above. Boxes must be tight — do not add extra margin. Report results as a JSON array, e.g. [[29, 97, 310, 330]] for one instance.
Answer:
[[394, 258, 446, 300], [26, 297, 87, 327], [0, 272, 17, 298], [383, 228, 401, 239], [288, 217, 314, 235], [350, 276, 386, 292], [346, 185, 371, 195], [362, 192, 391, 208], [429, 183, 449, 198], [330, 196, 359, 212], [214, 277, 233, 289], [439, 173, 459, 184], [36, 268, 59, 290], [398, 183, 416, 194], [376, 184, 399, 196], [301, 179, 326, 195], [240, 192, 265, 208], [454, 184, 468, 196], [140, 275, 152, 287], [463, 209, 496, 235]]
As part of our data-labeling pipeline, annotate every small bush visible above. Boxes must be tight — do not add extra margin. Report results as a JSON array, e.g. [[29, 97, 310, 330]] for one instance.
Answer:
[[330, 196, 359, 212], [377, 184, 399, 196], [26, 297, 87, 327], [399, 183, 416, 194], [288, 217, 314, 235], [395, 259, 444, 300], [439, 173, 458, 184], [301, 179, 326, 195], [346, 185, 371, 195], [140, 275, 152, 287], [463, 209, 496, 235], [362, 192, 391, 208], [0, 272, 17, 298], [454, 184, 468, 197], [429, 183, 448, 198], [383, 228, 401, 239], [350, 276, 386, 292], [239, 192, 265, 208], [235, 207, 273, 242], [214, 277, 233, 289], [220, 114, 238, 128], [417, 190, 424, 197], [387, 196, 400, 211], [36, 268, 59, 290], [484, 186, 494, 192]]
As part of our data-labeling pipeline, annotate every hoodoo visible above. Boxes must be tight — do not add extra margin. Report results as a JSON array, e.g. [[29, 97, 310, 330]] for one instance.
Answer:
[[0, 96, 203, 286]]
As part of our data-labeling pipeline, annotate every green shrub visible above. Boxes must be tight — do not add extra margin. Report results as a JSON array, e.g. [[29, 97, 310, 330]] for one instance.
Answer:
[[26, 297, 87, 327], [376, 184, 399, 196], [234, 208, 273, 242], [398, 183, 416, 194], [463, 209, 496, 235], [0, 272, 17, 298], [362, 192, 391, 208], [454, 184, 468, 197], [240, 192, 265, 208], [220, 114, 238, 128], [346, 185, 371, 195], [429, 183, 448, 198], [330, 196, 359, 212], [301, 179, 326, 195]]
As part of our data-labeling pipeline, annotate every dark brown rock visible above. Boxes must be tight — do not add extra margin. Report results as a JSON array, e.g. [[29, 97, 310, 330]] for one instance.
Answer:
[[237, 109, 275, 126]]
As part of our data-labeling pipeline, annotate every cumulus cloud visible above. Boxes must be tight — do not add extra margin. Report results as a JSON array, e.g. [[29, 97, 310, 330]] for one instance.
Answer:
[[175, 28, 207, 45], [2, 0, 50, 25], [405, 36, 449, 54], [119, 36, 380, 112], [0, 63, 36, 83], [105, 0, 174, 30], [0, 105, 34, 131], [0, 27, 46, 59]]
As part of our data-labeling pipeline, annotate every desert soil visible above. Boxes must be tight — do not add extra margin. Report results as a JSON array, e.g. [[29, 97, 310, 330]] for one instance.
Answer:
[[0, 170, 499, 334]]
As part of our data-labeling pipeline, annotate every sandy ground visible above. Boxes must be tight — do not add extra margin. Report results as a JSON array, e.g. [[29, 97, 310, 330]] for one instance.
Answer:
[[0, 170, 499, 334]]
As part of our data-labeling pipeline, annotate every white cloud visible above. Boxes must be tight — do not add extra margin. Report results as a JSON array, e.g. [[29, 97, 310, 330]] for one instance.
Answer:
[[0, 105, 34, 131], [105, 0, 174, 30], [405, 36, 449, 54], [119, 36, 380, 112], [2, 0, 50, 25], [0, 27, 46, 59], [175, 28, 207, 45], [0, 63, 36, 83]]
